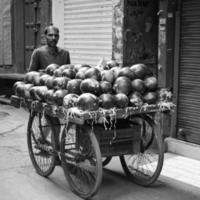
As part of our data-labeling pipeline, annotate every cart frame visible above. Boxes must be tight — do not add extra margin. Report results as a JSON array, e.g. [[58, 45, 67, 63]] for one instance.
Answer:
[[11, 95, 174, 199]]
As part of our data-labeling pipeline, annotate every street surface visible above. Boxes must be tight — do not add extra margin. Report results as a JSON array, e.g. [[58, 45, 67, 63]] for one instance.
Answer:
[[0, 103, 200, 200]]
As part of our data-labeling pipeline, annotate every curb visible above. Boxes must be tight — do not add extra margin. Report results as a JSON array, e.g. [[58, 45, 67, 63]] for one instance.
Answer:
[[164, 137, 200, 161], [0, 96, 11, 105]]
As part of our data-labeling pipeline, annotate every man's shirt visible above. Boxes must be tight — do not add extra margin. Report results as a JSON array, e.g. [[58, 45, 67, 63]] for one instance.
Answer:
[[28, 45, 70, 71]]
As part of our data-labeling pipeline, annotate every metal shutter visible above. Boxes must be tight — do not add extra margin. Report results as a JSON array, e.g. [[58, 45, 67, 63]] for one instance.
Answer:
[[63, 0, 113, 66], [177, 0, 200, 144]]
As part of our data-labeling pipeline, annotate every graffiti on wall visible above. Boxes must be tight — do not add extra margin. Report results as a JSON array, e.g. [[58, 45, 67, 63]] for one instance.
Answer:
[[124, 0, 158, 66], [112, 0, 124, 65]]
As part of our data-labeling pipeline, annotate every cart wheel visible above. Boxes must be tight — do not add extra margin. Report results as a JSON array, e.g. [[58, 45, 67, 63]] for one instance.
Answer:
[[102, 157, 112, 167], [120, 115, 164, 186], [27, 112, 57, 177], [60, 123, 102, 199]]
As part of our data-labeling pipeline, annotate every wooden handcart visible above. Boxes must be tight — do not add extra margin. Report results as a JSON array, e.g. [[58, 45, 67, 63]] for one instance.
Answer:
[[11, 95, 173, 199]]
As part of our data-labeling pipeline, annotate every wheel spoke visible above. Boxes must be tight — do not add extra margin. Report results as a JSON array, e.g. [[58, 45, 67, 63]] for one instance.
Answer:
[[120, 115, 164, 186], [102, 157, 112, 167]]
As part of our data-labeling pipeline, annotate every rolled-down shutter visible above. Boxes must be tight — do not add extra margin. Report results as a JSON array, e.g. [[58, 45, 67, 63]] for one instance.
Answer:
[[63, 0, 113, 66], [177, 0, 200, 144]]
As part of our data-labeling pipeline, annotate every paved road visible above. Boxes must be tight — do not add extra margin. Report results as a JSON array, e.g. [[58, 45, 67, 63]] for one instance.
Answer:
[[0, 103, 200, 200]]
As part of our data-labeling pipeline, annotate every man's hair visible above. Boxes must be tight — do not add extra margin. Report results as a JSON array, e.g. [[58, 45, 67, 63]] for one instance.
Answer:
[[44, 25, 59, 35]]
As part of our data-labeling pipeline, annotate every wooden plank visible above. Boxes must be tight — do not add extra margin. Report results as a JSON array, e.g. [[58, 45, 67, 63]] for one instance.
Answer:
[[10, 95, 174, 123], [171, 0, 181, 138], [12, 0, 25, 73], [166, 0, 176, 88], [2, 0, 12, 65], [0, 73, 25, 80]]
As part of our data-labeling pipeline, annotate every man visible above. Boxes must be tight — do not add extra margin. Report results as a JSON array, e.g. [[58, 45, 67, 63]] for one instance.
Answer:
[[28, 25, 70, 72], [29, 25, 70, 165]]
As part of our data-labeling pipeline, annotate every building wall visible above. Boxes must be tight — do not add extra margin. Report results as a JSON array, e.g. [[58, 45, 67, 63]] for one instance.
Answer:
[[124, 0, 158, 68]]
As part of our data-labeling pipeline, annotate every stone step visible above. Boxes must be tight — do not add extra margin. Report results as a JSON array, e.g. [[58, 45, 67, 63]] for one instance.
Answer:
[[164, 137, 200, 161]]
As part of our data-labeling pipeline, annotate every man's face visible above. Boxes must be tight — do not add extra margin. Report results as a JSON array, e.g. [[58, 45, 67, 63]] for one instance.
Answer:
[[46, 27, 59, 47]]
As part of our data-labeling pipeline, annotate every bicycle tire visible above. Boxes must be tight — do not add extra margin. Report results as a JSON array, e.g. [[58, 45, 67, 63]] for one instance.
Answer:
[[120, 115, 164, 186], [27, 112, 57, 177], [60, 123, 102, 199]]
